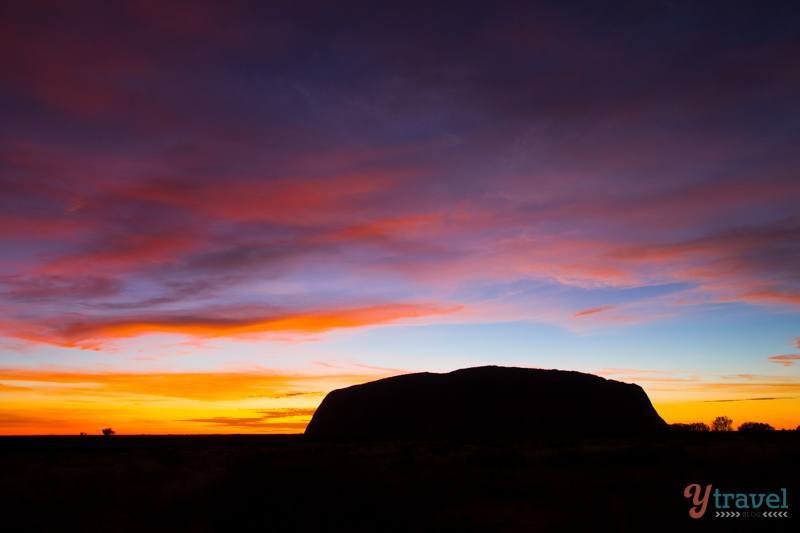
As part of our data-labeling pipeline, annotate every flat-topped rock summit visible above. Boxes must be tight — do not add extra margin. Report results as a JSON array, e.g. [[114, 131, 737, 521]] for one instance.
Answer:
[[305, 365, 666, 439]]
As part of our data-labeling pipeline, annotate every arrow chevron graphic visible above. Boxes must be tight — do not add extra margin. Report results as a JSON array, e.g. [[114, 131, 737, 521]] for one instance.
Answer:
[[713, 509, 792, 518]]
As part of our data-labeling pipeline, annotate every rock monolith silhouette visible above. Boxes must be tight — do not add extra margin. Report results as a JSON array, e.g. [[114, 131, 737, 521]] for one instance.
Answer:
[[305, 366, 666, 439]]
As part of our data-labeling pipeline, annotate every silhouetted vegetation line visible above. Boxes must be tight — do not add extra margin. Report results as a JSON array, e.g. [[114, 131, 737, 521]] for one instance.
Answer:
[[711, 415, 733, 431], [738, 421, 775, 432], [670, 422, 710, 432], [672, 418, 779, 432]]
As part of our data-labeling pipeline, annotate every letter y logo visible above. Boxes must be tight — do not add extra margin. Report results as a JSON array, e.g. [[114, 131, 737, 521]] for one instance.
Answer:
[[684, 484, 713, 519]]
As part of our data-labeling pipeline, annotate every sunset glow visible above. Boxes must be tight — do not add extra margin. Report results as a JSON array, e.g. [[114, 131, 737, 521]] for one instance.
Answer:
[[2, 1, 799, 433]]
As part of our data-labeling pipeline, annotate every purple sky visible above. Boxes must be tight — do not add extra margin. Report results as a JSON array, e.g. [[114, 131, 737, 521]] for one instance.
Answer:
[[1, 1, 799, 432]]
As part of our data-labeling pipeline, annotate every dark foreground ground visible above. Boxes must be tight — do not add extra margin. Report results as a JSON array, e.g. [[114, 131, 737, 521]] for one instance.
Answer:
[[0, 433, 797, 532]]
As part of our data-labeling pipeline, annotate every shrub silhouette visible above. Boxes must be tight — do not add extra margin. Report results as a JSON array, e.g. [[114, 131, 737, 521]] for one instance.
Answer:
[[671, 422, 709, 432], [101, 428, 115, 436], [711, 416, 733, 432], [738, 422, 774, 432]]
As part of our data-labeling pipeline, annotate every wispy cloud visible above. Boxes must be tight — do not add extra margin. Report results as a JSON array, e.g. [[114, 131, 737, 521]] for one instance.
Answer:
[[0, 369, 382, 401], [768, 354, 800, 367], [0, 303, 460, 348], [703, 396, 800, 403], [182, 408, 317, 429], [574, 305, 615, 318]]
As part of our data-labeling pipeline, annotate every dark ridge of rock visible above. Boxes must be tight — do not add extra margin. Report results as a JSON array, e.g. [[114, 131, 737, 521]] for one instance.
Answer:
[[305, 365, 667, 439]]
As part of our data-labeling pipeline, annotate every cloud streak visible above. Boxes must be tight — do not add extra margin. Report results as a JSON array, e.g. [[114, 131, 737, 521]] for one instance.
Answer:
[[0, 368, 368, 401], [768, 355, 800, 367], [0, 303, 460, 348], [574, 305, 615, 318], [702, 396, 800, 403], [182, 408, 317, 429]]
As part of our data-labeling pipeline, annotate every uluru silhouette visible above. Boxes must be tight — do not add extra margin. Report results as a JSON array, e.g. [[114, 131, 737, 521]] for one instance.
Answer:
[[305, 366, 666, 439]]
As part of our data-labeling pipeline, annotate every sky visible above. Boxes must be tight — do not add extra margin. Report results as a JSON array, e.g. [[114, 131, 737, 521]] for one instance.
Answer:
[[1, 0, 799, 433]]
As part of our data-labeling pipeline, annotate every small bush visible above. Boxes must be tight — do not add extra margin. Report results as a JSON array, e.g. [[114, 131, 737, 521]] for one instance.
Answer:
[[101, 428, 115, 436], [737, 422, 774, 432], [711, 416, 733, 432], [671, 422, 709, 432]]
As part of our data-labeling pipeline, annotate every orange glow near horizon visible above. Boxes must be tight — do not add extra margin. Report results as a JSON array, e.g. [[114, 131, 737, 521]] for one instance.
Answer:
[[0, 369, 386, 435], [2, 0, 799, 444], [1, 369, 798, 435], [653, 399, 800, 431]]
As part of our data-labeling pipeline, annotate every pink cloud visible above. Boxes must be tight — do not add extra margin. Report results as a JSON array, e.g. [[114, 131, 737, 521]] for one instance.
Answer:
[[768, 354, 800, 367], [0, 303, 461, 348], [36, 233, 204, 275], [0, 0, 798, 351], [574, 305, 615, 318]]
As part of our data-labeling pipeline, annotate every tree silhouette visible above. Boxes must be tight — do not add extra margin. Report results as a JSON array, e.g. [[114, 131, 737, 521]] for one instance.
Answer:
[[671, 422, 709, 432], [101, 428, 115, 436], [738, 422, 774, 432], [711, 416, 733, 431]]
